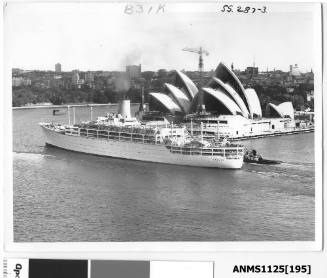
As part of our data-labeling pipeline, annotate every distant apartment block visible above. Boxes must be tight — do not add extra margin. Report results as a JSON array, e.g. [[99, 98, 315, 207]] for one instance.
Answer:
[[55, 63, 62, 73], [126, 64, 141, 79], [245, 66, 259, 76], [12, 76, 31, 87], [85, 71, 94, 83], [12, 68, 25, 75], [72, 70, 80, 84], [289, 64, 301, 76]]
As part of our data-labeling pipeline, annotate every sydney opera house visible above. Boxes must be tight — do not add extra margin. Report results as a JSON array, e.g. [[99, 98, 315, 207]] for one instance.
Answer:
[[148, 62, 296, 139]]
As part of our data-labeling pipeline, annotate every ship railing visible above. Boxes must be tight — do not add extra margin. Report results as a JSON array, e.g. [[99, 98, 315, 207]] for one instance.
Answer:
[[79, 123, 159, 134], [167, 145, 243, 158], [64, 126, 79, 136], [72, 127, 159, 144]]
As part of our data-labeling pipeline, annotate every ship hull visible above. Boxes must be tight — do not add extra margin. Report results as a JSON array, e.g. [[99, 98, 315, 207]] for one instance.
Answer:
[[41, 126, 243, 169]]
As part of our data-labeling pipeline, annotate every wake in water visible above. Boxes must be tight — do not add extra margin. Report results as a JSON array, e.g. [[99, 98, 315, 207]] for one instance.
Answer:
[[245, 160, 314, 178]]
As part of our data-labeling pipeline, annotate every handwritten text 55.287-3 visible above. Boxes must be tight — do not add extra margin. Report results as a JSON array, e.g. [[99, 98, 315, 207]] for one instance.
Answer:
[[221, 5, 267, 14]]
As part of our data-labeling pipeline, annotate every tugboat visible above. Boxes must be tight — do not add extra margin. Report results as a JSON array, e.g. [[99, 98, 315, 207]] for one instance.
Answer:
[[244, 149, 281, 165], [52, 109, 66, 116]]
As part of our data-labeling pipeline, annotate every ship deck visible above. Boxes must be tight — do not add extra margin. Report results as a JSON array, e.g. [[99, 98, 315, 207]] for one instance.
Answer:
[[40, 123, 244, 159]]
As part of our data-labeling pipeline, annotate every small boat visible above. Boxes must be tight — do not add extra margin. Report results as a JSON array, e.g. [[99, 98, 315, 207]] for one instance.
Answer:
[[248, 158, 281, 165], [244, 149, 281, 165], [52, 109, 66, 116]]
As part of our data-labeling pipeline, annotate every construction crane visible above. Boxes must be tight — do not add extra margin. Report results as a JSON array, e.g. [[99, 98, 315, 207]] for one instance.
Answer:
[[182, 47, 209, 112]]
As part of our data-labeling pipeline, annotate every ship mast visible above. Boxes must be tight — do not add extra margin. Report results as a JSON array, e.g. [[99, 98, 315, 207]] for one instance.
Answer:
[[73, 106, 76, 125], [67, 105, 71, 125]]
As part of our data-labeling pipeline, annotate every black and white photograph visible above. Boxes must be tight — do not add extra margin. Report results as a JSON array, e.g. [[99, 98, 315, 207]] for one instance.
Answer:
[[4, 1, 322, 245]]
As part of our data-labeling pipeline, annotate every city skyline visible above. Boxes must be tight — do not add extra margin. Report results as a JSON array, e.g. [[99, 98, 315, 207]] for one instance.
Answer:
[[12, 62, 313, 74], [5, 2, 319, 72]]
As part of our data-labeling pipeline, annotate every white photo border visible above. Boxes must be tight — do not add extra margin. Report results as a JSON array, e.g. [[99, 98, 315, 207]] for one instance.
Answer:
[[3, 1, 323, 253]]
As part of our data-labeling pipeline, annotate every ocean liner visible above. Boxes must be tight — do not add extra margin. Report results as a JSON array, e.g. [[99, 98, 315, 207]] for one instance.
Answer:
[[40, 100, 244, 169]]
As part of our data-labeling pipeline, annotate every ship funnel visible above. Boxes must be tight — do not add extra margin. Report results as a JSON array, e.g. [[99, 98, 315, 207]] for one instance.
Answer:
[[118, 99, 131, 118]]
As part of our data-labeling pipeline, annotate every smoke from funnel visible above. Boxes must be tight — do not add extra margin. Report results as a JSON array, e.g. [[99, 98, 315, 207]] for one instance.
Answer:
[[120, 48, 143, 67], [115, 48, 143, 93], [114, 74, 131, 92]]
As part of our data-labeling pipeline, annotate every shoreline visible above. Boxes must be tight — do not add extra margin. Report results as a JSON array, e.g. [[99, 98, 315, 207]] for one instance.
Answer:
[[231, 127, 314, 141], [12, 103, 141, 110]]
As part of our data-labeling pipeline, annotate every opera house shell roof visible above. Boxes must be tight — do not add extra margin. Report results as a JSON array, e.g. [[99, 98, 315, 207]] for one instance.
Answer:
[[150, 62, 293, 120], [266, 102, 295, 119]]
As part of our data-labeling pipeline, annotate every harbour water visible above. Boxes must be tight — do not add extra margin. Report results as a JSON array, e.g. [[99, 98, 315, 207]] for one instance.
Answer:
[[13, 105, 315, 241]]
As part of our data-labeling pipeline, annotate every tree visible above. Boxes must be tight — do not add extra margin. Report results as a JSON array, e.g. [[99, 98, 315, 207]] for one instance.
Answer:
[[253, 85, 265, 97], [12, 87, 36, 106], [93, 90, 108, 103], [141, 71, 155, 81]]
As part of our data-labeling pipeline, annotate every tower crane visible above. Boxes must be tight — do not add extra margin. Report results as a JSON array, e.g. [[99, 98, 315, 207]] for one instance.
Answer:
[[182, 47, 209, 112]]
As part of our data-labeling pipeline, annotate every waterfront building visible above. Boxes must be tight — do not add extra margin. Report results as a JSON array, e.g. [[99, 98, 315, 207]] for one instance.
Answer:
[[12, 76, 22, 86], [12, 68, 24, 75], [188, 115, 296, 139], [149, 62, 263, 119], [147, 62, 302, 139], [85, 71, 94, 83], [266, 102, 295, 119], [72, 70, 80, 85], [12, 76, 32, 87]]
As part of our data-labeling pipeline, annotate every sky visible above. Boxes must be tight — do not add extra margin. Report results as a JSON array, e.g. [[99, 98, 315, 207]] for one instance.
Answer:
[[4, 2, 320, 72]]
